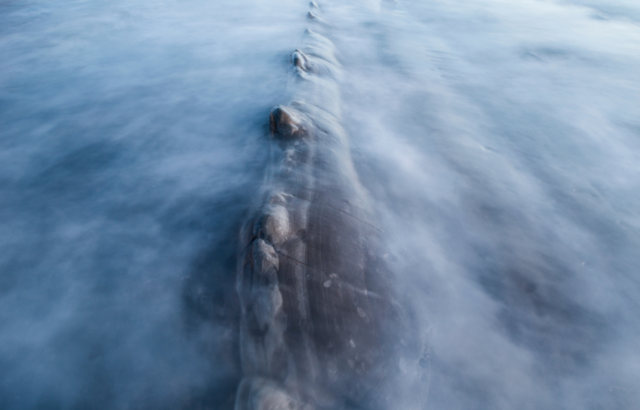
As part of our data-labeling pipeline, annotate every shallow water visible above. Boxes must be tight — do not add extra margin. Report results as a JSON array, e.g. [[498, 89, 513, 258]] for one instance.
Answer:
[[1, 0, 639, 409]]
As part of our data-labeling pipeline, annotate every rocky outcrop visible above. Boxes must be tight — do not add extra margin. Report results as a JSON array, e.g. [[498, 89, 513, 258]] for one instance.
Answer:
[[234, 4, 404, 409]]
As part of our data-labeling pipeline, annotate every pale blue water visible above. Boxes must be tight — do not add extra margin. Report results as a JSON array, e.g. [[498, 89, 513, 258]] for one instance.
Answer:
[[1, 0, 639, 409]]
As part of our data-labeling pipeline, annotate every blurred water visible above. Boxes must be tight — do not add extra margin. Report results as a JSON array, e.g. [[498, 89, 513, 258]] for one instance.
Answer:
[[1, 0, 639, 409]]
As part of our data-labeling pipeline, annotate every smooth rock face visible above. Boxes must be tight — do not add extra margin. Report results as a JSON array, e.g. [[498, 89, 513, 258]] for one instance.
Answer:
[[235, 9, 404, 410]]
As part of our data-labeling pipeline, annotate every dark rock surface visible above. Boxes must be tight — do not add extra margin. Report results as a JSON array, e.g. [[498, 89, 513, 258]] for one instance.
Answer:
[[234, 18, 408, 410]]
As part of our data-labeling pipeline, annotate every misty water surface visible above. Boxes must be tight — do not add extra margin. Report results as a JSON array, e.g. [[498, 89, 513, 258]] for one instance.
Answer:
[[1, 0, 639, 409]]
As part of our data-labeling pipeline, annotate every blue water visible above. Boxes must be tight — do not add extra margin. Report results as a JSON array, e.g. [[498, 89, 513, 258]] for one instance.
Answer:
[[1, 0, 639, 409]]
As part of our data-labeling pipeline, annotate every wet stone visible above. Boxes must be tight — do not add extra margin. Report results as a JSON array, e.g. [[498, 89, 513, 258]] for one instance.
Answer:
[[292, 50, 309, 71], [270, 106, 305, 139]]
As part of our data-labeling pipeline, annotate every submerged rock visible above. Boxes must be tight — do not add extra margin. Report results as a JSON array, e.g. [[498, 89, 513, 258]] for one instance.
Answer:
[[235, 5, 409, 409]]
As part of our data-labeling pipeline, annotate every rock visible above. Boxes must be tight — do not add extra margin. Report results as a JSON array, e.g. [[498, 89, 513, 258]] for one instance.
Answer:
[[269, 106, 306, 139], [292, 50, 310, 71], [235, 18, 405, 410]]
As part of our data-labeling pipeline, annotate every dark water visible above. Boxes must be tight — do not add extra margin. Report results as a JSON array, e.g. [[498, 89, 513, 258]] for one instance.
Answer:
[[1, 0, 639, 409]]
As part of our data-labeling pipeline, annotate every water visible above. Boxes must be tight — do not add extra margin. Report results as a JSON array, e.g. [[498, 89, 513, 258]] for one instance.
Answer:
[[1, 0, 639, 409]]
